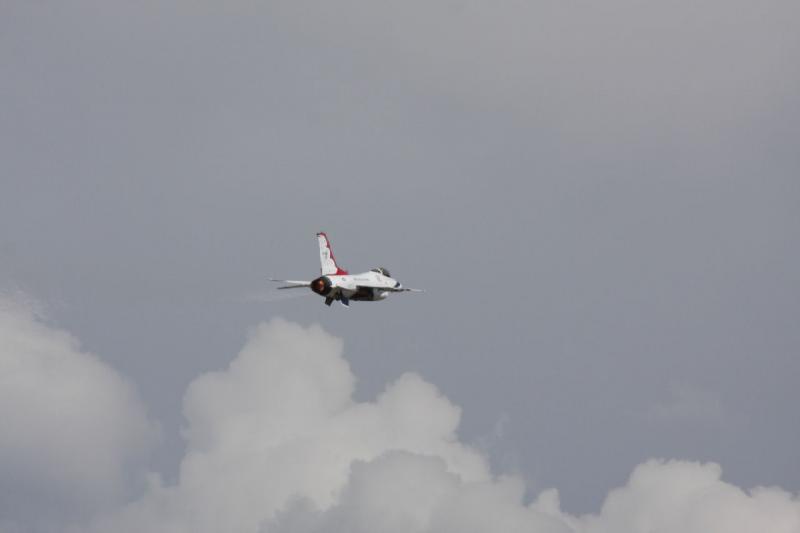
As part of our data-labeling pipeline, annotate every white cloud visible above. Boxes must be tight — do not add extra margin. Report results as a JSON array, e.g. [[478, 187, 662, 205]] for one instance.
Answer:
[[576, 460, 800, 533], [89, 319, 489, 533], [267, 457, 800, 533], [3, 307, 797, 532], [0, 295, 158, 531], [267, 451, 570, 533], [88, 318, 800, 533]]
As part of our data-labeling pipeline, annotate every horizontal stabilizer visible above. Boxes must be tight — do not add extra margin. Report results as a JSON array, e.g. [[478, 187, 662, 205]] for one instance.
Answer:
[[269, 278, 311, 290]]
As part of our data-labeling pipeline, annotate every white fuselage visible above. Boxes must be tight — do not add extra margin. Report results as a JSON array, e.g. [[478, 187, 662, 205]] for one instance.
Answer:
[[317, 270, 401, 301]]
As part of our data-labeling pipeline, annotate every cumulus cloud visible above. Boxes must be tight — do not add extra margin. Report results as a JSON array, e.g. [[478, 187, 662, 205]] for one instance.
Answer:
[[576, 459, 800, 533], [88, 318, 799, 533], [0, 295, 157, 531], [266, 456, 800, 533], [3, 308, 798, 532], [89, 320, 488, 533]]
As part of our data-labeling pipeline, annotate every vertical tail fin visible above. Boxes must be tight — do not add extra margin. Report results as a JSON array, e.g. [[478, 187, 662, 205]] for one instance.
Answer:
[[317, 232, 348, 276]]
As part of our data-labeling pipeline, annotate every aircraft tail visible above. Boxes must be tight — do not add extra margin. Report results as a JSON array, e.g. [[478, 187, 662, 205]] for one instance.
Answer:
[[317, 232, 348, 276]]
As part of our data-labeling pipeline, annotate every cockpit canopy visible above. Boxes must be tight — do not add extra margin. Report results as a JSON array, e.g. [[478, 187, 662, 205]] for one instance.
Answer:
[[370, 267, 391, 277]]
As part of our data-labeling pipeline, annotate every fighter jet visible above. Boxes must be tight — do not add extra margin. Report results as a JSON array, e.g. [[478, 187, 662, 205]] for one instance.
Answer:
[[270, 232, 423, 307]]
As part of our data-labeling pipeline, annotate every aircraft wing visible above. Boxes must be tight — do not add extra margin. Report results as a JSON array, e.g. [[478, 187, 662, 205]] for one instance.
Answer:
[[269, 279, 311, 290]]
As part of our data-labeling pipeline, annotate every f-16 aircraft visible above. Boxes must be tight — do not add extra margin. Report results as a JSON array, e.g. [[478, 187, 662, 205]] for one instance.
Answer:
[[270, 232, 423, 307]]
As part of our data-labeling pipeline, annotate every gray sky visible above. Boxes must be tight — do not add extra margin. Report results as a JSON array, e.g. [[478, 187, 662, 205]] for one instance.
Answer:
[[2, 0, 799, 530]]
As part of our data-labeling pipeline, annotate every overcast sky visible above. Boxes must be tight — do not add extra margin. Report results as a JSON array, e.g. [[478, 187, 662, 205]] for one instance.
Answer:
[[2, 1, 799, 531]]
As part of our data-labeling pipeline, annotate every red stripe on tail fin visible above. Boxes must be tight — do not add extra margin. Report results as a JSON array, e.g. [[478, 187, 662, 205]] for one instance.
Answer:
[[317, 232, 348, 276]]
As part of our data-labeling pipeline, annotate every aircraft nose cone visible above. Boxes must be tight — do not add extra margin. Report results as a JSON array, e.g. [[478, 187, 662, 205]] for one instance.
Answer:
[[395, 282, 402, 289]]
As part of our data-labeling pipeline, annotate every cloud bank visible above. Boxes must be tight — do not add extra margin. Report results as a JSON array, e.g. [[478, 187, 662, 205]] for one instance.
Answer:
[[0, 296, 157, 532], [1, 296, 798, 532]]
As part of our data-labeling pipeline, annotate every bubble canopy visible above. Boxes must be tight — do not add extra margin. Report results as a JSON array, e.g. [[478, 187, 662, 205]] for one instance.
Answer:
[[370, 267, 391, 277]]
